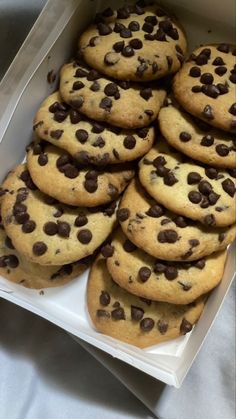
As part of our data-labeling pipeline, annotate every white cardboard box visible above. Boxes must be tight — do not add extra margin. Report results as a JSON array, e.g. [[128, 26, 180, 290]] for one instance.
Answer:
[[0, 0, 235, 388]]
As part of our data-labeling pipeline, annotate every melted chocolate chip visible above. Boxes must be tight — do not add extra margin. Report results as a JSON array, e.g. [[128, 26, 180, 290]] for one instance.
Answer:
[[158, 229, 178, 243], [165, 266, 178, 280], [111, 307, 125, 320], [99, 97, 112, 111], [164, 171, 178, 186], [22, 220, 36, 233], [138, 266, 151, 282], [69, 110, 81, 124], [101, 244, 114, 258], [204, 214, 216, 226], [222, 178, 235, 197], [146, 204, 164, 218], [90, 81, 100, 92], [51, 129, 64, 140], [194, 259, 206, 269], [174, 216, 188, 228], [217, 43, 229, 53], [97, 309, 110, 318], [123, 135, 136, 149], [123, 239, 137, 252]]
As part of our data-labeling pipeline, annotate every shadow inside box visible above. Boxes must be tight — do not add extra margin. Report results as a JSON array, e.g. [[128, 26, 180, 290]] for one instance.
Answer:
[[0, 297, 155, 417]]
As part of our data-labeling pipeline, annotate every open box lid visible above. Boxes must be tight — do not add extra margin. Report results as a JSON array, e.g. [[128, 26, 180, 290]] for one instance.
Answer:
[[0, 0, 235, 388]]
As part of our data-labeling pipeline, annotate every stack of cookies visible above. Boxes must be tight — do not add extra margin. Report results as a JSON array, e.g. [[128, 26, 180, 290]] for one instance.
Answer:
[[0, 2, 185, 290], [86, 5, 236, 348]]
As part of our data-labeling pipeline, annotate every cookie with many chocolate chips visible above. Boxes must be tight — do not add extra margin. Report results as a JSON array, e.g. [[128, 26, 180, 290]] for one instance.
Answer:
[[0, 219, 90, 288], [173, 44, 236, 133], [59, 60, 166, 128], [87, 254, 206, 348], [118, 179, 236, 261], [33, 92, 155, 164], [158, 100, 236, 168], [78, 3, 187, 82], [0, 164, 117, 265], [27, 141, 134, 207], [106, 228, 227, 304], [139, 139, 236, 227]]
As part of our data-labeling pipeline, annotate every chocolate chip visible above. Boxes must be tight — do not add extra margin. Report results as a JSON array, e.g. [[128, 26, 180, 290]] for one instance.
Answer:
[[180, 318, 192, 334], [212, 57, 225, 66], [128, 21, 140, 31], [195, 54, 208, 65], [228, 169, 236, 178], [146, 204, 164, 218], [166, 55, 173, 69], [218, 233, 225, 242], [204, 214, 216, 226], [43, 221, 58, 236], [201, 135, 214, 146], [38, 153, 48, 166], [192, 85, 202, 93], [111, 307, 125, 320], [136, 62, 148, 77], [15, 212, 30, 224], [74, 214, 88, 227], [89, 36, 100, 46], [168, 28, 179, 40], [194, 259, 206, 269], [174, 216, 188, 228], [230, 74, 236, 83], [99, 290, 110, 306], [84, 178, 98, 193], [5, 255, 19, 268], [138, 267, 151, 282], [101, 244, 114, 258], [73, 81, 85, 91], [120, 28, 132, 38], [164, 171, 178, 186], [200, 73, 214, 84], [137, 128, 148, 138], [179, 132, 191, 142], [215, 144, 229, 156], [129, 38, 143, 49], [90, 81, 100, 92], [104, 82, 118, 97], [75, 68, 88, 77], [117, 208, 130, 222], [51, 129, 63, 139], [57, 221, 70, 238], [123, 239, 137, 252], [131, 306, 144, 321], [229, 103, 236, 116], [33, 143, 43, 155], [123, 135, 136, 149], [77, 229, 92, 244], [121, 46, 134, 57], [154, 261, 166, 274], [222, 178, 235, 197], [69, 97, 84, 109], [22, 220, 36, 233], [202, 84, 220, 98], [215, 66, 227, 76], [99, 97, 112, 110], [158, 229, 178, 243], [92, 137, 105, 148], [117, 6, 130, 19], [161, 218, 171, 225], [205, 167, 218, 179], [108, 184, 118, 199], [202, 105, 214, 120], [56, 154, 71, 169], [198, 180, 212, 195], [217, 43, 229, 53], [157, 320, 168, 335], [97, 22, 112, 36], [97, 309, 110, 318], [188, 191, 202, 203], [33, 241, 47, 256], [208, 192, 220, 205], [189, 239, 200, 248], [189, 66, 201, 77], [165, 266, 178, 280], [69, 109, 81, 124], [140, 317, 154, 332], [187, 172, 201, 184], [140, 87, 152, 101], [113, 40, 125, 52]]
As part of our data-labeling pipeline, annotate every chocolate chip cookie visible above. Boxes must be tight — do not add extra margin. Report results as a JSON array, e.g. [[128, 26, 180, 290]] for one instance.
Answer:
[[105, 228, 227, 304], [33, 92, 155, 165], [173, 44, 236, 133], [158, 100, 236, 168], [59, 60, 166, 128], [79, 3, 187, 81], [87, 254, 206, 348], [0, 219, 90, 289], [118, 179, 236, 261], [139, 140, 236, 227], [0, 165, 117, 265], [27, 141, 134, 207]]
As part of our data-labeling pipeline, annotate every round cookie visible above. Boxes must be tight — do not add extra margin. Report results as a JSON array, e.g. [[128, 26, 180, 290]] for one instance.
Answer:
[[27, 141, 134, 207], [139, 140, 236, 227], [0, 164, 117, 265], [59, 60, 166, 128], [105, 228, 227, 305], [79, 3, 187, 81], [87, 255, 206, 348], [33, 91, 155, 165], [0, 220, 91, 289], [118, 179, 236, 261], [158, 100, 236, 168], [173, 44, 236, 133]]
